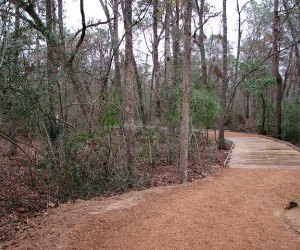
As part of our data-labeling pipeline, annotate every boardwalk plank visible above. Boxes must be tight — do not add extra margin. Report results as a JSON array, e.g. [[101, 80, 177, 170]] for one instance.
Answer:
[[226, 136, 300, 170]]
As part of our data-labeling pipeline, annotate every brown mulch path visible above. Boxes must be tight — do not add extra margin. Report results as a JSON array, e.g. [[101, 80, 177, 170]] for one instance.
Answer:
[[67, 169, 300, 250], [2, 168, 299, 250]]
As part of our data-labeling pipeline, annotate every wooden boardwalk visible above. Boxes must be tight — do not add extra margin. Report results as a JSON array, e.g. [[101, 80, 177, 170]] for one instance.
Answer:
[[226, 136, 300, 170]]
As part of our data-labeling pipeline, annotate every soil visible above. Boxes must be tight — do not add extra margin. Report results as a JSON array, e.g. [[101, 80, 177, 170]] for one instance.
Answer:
[[1, 170, 299, 249], [1, 132, 300, 249]]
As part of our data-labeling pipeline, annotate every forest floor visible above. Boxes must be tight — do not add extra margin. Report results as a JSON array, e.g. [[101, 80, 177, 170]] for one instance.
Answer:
[[1, 131, 300, 249]]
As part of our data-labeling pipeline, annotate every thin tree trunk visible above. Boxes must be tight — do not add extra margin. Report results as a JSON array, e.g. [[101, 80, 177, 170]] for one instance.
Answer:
[[172, 0, 180, 85], [233, 0, 242, 111], [218, 0, 228, 149], [133, 56, 147, 125], [179, 0, 192, 184], [196, 0, 208, 87], [8, 7, 20, 157], [112, 0, 122, 92], [100, 0, 122, 92], [153, 0, 161, 122], [245, 92, 250, 119], [165, 0, 173, 164], [272, 0, 282, 138], [283, 0, 300, 89], [123, 0, 136, 182], [46, 0, 59, 145]]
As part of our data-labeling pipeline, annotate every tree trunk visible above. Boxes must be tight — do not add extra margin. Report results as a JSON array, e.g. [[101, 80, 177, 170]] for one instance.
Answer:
[[272, 0, 282, 138], [245, 92, 250, 119], [153, 0, 161, 122], [123, 0, 136, 182], [172, 0, 180, 84], [46, 0, 59, 145], [8, 7, 20, 157], [196, 0, 208, 88], [133, 56, 147, 125], [218, 0, 228, 149], [165, 0, 174, 164], [233, 0, 242, 112], [100, 0, 122, 92], [179, 0, 192, 184], [283, 0, 300, 89]]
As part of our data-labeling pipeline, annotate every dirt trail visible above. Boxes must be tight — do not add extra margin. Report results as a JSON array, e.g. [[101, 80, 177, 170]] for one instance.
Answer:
[[1, 133, 300, 249]]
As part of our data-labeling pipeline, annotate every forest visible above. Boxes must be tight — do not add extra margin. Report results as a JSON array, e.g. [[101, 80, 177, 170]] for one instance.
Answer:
[[0, 0, 300, 242]]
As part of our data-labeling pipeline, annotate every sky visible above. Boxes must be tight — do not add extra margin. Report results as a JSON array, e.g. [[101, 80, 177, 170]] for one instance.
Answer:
[[65, 0, 251, 57]]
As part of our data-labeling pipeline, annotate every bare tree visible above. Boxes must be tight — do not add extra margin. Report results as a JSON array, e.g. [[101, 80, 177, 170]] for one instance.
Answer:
[[152, 0, 161, 122], [133, 56, 147, 125], [283, 0, 300, 90], [123, 0, 136, 181], [218, 0, 228, 149], [99, 0, 122, 92], [179, 0, 192, 184], [195, 0, 208, 87], [8, 7, 20, 157], [164, 0, 174, 164], [272, 0, 282, 138]]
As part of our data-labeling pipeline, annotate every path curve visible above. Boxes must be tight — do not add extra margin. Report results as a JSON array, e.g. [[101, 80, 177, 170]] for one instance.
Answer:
[[2, 133, 300, 250], [227, 136, 300, 169]]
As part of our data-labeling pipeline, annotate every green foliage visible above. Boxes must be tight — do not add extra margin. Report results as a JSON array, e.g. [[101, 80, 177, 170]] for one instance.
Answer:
[[282, 91, 300, 141], [240, 60, 275, 95], [190, 86, 220, 129], [41, 130, 148, 201]]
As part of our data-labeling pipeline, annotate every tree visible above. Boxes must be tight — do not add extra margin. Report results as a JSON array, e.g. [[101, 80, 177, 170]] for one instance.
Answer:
[[164, 0, 173, 164], [195, 0, 208, 88], [179, 0, 192, 184], [152, 0, 161, 122], [123, 0, 136, 182], [272, 0, 282, 138], [218, 0, 228, 149]]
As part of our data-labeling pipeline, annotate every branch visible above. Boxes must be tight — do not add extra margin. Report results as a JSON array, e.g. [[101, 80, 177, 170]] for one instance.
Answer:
[[193, 13, 221, 39], [72, 19, 113, 41], [67, 0, 86, 66], [224, 39, 300, 122], [9, 0, 50, 40]]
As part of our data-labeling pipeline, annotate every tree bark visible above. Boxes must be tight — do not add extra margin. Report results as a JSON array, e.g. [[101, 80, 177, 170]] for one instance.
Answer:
[[152, 0, 161, 122], [99, 0, 122, 92], [272, 0, 282, 138], [179, 0, 192, 184], [123, 0, 136, 181], [218, 0, 228, 149], [133, 56, 147, 125], [8, 7, 20, 157], [196, 0, 208, 87], [165, 0, 174, 164], [172, 0, 180, 85], [46, 0, 59, 144], [283, 0, 300, 89], [112, 0, 122, 91]]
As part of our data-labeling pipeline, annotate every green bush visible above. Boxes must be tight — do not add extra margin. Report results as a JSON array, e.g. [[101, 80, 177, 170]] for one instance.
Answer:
[[282, 92, 300, 141]]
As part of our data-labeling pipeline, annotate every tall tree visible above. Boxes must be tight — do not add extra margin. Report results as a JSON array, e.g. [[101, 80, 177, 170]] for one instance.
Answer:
[[272, 0, 282, 138], [123, 0, 136, 181], [152, 0, 161, 122], [283, 0, 300, 91], [164, 0, 173, 164], [99, 0, 122, 92], [218, 0, 228, 149], [7, 7, 20, 157], [179, 0, 192, 184], [45, 0, 60, 145], [195, 0, 208, 87], [133, 56, 147, 125]]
